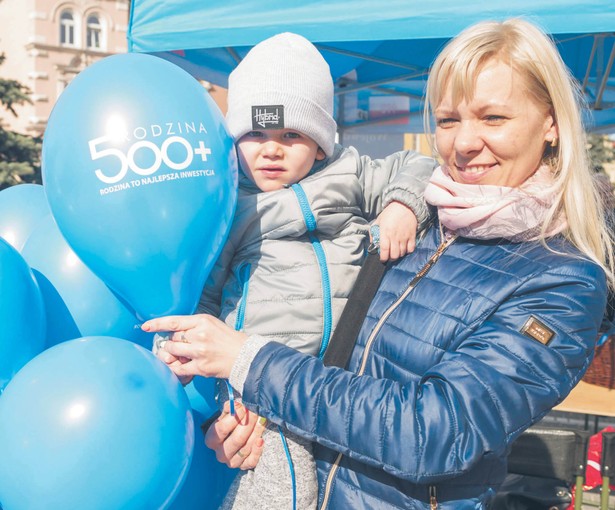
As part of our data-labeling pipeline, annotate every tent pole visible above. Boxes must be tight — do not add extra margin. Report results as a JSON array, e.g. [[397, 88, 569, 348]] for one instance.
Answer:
[[338, 89, 346, 146], [595, 41, 615, 110], [335, 72, 426, 95], [315, 44, 422, 71], [581, 36, 599, 92]]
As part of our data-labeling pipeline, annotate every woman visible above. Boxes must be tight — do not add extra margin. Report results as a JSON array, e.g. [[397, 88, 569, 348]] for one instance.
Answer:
[[144, 18, 613, 508]]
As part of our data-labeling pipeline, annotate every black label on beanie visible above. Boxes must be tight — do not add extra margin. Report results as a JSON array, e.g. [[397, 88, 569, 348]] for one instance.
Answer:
[[252, 105, 284, 129]]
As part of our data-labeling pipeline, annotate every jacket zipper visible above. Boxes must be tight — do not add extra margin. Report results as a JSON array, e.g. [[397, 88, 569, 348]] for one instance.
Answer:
[[225, 262, 252, 416], [319, 230, 457, 509], [430, 485, 438, 509], [234, 262, 252, 332]]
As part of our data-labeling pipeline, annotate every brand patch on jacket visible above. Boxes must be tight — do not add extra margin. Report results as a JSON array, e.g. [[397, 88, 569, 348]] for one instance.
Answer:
[[252, 105, 284, 129], [521, 316, 555, 345]]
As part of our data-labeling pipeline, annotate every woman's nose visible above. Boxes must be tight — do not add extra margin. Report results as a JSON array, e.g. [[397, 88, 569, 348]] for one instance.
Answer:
[[453, 121, 484, 155]]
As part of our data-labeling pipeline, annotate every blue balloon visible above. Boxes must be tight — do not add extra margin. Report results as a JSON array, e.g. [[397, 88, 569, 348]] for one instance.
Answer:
[[0, 337, 193, 510], [21, 215, 153, 348], [168, 409, 238, 510], [167, 377, 238, 509], [165, 378, 238, 509], [184, 375, 218, 417], [42, 53, 238, 320], [0, 184, 51, 251], [0, 238, 45, 391]]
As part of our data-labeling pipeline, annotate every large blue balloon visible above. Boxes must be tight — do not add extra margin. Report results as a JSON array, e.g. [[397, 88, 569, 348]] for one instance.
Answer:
[[157, 377, 237, 509], [42, 53, 238, 320], [0, 184, 51, 251], [0, 337, 193, 510], [169, 409, 238, 510], [165, 377, 237, 509], [0, 238, 45, 391], [21, 215, 152, 348]]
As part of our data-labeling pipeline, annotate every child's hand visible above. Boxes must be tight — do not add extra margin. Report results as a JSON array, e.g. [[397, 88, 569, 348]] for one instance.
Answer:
[[372, 201, 418, 262], [204, 401, 267, 470]]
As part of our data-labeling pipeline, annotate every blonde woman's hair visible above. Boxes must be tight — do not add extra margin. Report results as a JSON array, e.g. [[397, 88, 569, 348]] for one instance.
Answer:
[[424, 17, 614, 287]]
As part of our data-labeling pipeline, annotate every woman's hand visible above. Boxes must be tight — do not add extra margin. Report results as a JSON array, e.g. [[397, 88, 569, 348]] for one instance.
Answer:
[[372, 201, 418, 262], [142, 314, 248, 380], [155, 348, 194, 386], [204, 401, 266, 470]]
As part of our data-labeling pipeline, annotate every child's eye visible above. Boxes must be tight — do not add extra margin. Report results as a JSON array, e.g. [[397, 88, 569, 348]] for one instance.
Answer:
[[245, 131, 264, 138], [284, 131, 301, 139]]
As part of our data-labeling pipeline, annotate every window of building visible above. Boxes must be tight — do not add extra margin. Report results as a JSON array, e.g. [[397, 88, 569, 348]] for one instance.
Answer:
[[59, 10, 76, 46], [86, 14, 102, 50]]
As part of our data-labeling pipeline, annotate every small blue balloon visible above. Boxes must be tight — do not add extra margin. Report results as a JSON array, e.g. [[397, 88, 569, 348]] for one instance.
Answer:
[[184, 375, 218, 417], [0, 238, 46, 392], [0, 337, 194, 510], [0, 184, 51, 251], [43, 53, 238, 320], [21, 215, 152, 348]]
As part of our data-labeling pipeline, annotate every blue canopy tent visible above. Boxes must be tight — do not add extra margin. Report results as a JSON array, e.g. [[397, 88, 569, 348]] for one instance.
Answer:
[[127, 0, 615, 135]]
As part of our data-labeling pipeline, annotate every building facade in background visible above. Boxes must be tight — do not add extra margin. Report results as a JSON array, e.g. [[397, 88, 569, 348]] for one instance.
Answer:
[[0, 0, 130, 136]]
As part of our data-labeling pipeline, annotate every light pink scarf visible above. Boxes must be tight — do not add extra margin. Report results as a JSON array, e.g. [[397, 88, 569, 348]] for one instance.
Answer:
[[423, 165, 567, 242]]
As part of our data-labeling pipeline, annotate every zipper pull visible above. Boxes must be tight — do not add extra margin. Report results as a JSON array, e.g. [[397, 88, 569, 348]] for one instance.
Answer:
[[429, 486, 438, 510]]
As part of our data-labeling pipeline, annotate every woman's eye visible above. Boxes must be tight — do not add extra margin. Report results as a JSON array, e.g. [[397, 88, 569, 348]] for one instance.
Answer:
[[436, 117, 457, 127], [484, 115, 506, 124]]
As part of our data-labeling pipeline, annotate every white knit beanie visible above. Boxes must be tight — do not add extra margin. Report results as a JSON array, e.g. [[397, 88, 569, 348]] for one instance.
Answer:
[[226, 32, 337, 157]]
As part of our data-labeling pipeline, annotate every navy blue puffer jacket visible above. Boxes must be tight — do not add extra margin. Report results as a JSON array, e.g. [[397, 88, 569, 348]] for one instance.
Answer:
[[241, 223, 607, 509]]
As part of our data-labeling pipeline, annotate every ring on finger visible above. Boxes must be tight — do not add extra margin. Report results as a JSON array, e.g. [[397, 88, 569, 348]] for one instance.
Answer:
[[181, 332, 188, 343], [235, 449, 246, 458]]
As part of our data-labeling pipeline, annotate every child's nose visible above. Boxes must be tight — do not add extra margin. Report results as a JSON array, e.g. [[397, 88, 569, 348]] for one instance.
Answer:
[[262, 140, 283, 157]]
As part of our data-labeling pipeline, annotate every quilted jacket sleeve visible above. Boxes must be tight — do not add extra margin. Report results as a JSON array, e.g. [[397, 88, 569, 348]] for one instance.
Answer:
[[238, 257, 607, 484]]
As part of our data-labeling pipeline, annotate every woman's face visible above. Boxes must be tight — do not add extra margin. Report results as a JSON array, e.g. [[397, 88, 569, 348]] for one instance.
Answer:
[[435, 60, 557, 187]]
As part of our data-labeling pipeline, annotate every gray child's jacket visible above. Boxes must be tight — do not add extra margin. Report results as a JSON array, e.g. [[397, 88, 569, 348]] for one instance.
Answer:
[[198, 143, 436, 357]]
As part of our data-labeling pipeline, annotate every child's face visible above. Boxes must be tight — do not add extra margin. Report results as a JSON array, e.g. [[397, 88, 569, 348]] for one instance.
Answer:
[[236, 129, 326, 192]]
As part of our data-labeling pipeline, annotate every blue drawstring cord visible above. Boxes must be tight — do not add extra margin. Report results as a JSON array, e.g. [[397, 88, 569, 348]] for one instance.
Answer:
[[291, 184, 333, 357]]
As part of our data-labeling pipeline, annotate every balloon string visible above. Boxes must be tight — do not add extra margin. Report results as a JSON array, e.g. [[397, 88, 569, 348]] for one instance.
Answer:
[[278, 425, 297, 510], [225, 380, 236, 415]]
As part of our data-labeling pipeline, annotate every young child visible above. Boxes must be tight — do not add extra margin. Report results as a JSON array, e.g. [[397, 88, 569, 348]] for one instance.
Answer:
[[177, 33, 435, 510]]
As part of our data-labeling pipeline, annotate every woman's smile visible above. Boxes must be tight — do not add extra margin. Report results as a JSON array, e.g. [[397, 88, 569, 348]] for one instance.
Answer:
[[454, 163, 497, 183]]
